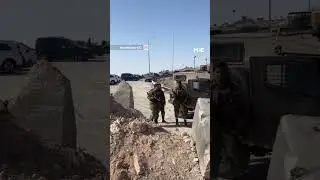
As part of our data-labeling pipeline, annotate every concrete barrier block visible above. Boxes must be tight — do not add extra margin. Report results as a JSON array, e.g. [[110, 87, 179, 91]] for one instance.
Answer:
[[10, 60, 77, 148], [191, 98, 210, 178], [113, 82, 134, 109]]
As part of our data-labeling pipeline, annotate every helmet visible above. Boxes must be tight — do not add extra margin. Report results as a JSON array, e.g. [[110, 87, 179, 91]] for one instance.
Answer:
[[154, 82, 161, 86]]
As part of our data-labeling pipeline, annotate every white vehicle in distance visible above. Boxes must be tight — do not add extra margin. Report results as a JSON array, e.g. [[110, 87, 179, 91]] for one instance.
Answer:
[[110, 74, 121, 85], [0, 40, 38, 73]]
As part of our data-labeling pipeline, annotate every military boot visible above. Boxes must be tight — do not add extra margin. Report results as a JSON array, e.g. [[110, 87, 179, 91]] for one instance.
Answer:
[[176, 118, 180, 126], [161, 115, 166, 123]]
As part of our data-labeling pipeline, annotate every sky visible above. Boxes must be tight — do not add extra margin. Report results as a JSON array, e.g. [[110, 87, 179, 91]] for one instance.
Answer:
[[211, 0, 320, 25], [0, 0, 109, 48], [110, 0, 210, 75]]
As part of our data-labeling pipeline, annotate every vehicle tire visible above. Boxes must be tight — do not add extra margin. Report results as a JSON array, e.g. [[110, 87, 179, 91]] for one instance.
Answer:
[[2, 59, 15, 73]]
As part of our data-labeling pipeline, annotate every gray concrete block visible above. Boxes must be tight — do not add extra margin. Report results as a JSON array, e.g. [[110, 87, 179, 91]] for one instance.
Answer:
[[10, 60, 77, 148], [191, 98, 210, 179], [113, 81, 134, 109]]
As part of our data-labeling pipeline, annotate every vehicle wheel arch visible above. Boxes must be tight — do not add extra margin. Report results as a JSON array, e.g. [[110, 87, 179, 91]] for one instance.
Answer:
[[1, 58, 16, 66]]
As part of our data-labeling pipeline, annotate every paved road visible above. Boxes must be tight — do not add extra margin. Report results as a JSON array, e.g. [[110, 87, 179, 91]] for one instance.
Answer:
[[0, 61, 109, 166]]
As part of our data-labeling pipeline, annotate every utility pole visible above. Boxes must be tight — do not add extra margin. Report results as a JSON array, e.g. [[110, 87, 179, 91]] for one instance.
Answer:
[[268, 0, 272, 32], [308, 0, 311, 11], [171, 32, 175, 73], [193, 56, 196, 70], [148, 40, 150, 73]]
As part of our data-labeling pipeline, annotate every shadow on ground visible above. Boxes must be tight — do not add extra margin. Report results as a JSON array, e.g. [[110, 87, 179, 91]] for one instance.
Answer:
[[159, 121, 193, 128], [0, 69, 30, 76], [234, 157, 270, 180]]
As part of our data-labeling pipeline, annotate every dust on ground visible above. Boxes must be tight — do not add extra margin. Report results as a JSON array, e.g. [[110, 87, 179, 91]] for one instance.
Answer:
[[110, 96, 203, 180]]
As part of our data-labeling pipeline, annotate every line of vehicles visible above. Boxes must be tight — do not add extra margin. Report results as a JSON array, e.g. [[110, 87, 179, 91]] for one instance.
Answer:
[[109, 73, 145, 85], [0, 37, 108, 74]]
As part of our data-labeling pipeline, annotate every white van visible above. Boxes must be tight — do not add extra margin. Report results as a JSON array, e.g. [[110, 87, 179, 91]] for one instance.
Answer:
[[0, 40, 38, 73]]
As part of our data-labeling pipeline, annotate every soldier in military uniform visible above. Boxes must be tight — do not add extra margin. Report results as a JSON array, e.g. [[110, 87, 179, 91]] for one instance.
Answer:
[[171, 80, 188, 126], [147, 82, 166, 123], [211, 60, 249, 179]]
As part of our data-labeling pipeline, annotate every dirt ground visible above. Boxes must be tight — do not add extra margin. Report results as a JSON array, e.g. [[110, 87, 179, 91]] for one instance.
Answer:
[[110, 80, 271, 180], [110, 95, 203, 180]]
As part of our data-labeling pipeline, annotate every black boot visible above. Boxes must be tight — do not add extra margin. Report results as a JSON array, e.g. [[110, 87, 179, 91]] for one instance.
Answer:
[[161, 114, 166, 123], [184, 119, 188, 127], [154, 118, 158, 124], [176, 118, 180, 126]]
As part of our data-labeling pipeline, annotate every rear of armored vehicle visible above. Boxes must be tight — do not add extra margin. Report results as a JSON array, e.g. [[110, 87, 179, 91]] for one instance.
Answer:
[[170, 72, 210, 118], [246, 56, 320, 149]]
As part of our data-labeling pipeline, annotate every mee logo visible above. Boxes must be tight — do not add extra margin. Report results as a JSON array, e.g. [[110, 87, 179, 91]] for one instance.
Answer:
[[193, 48, 205, 53]]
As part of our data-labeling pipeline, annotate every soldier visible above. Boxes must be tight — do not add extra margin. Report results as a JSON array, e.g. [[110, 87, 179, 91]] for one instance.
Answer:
[[211, 60, 249, 179], [171, 80, 188, 126], [147, 82, 166, 123]]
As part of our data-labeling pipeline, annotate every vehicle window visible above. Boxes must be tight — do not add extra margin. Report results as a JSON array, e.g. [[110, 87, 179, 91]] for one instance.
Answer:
[[0, 43, 12, 51], [265, 64, 287, 88], [110, 75, 114, 77], [174, 75, 186, 81], [264, 62, 316, 93], [212, 42, 244, 62]]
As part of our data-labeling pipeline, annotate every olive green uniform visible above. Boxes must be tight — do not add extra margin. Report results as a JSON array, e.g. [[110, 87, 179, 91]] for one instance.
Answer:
[[147, 88, 165, 123], [171, 84, 188, 126]]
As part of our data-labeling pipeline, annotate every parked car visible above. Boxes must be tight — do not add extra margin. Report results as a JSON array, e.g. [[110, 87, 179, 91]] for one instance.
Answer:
[[0, 40, 38, 73], [121, 73, 139, 81], [110, 74, 121, 85], [144, 73, 159, 82], [36, 37, 94, 61], [17, 42, 38, 67]]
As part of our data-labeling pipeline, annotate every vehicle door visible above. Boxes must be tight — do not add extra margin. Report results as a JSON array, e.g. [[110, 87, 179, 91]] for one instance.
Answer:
[[60, 39, 75, 60], [0, 43, 24, 66], [248, 56, 320, 148]]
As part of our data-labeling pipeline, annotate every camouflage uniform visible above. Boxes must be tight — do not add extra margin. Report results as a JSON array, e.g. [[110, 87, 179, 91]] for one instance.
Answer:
[[211, 61, 249, 179], [171, 81, 188, 126], [147, 83, 166, 123]]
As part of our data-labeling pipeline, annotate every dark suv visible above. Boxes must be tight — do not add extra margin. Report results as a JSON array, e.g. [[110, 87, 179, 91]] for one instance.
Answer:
[[121, 73, 139, 81], [35, 37, 93, 61]]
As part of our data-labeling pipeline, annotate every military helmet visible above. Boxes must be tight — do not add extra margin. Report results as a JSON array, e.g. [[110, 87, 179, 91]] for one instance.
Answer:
[[154, 82, 161, 86]]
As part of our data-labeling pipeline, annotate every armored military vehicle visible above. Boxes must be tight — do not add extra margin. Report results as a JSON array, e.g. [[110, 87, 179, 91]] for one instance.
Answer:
[[168, 71, 210, 118], [212, 27, 320, 178]]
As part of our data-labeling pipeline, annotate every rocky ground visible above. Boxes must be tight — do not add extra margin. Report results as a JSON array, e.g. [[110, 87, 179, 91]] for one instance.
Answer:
[[0, 110, 107, 180], [110, 96, 203, 180]]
